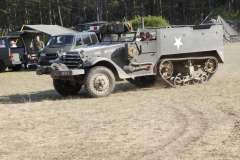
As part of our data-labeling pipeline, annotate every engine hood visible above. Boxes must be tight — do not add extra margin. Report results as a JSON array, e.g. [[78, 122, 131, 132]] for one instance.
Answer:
[[72, 42, 124, 52]]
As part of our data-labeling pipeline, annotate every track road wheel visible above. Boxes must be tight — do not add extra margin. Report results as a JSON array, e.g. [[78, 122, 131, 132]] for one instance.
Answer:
[[84, 66, 115, 98], [126, 75, 156, 87], [170, 77, 182, 87], [200, 74, 208, 83], [53, 79, 82, 96], [12, 64, 22, 71], [182, 76, 190, 86], [159, 60, 174, 79], [0, 61, 6, 73]]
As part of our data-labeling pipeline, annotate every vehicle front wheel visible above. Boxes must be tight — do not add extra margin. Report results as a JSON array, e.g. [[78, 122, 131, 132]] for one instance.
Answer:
[[84, 66, 115, 98], [53, 79, 82, 96], [0, 61, 6, 73], [11, 64, 22, 71]]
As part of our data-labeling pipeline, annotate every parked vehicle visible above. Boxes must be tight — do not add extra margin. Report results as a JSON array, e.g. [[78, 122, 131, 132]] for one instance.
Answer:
[[0, 30, 41, 72], [39, 32, 99, 65]]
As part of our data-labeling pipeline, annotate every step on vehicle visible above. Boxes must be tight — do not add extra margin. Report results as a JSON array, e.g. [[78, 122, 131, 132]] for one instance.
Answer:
[[37, 21, 224, 98]]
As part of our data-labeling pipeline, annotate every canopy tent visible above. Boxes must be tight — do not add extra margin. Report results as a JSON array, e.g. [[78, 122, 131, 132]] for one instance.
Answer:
[[7, 30, 42, 37], [214, 15, 239, 42], [225, 19, 240, 33], [11, 25, 78, 36]]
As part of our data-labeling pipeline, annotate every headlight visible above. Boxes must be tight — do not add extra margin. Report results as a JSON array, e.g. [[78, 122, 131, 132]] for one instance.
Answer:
[[40, 53, 46, 57], [61, 52, 66, 56], [80, 51, 84, 58], [58, 52, 66, 57]]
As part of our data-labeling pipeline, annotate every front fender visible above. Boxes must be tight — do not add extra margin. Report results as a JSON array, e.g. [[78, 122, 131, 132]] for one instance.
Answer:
[[83, 57, 130, 79]]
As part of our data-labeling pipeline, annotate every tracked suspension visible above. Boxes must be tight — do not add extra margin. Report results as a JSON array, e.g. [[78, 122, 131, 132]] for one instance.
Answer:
[[158, 57, 218, 88]]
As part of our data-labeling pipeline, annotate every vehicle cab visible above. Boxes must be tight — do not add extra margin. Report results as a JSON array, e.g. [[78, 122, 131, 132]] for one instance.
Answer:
[[40, 32, 99, 65]]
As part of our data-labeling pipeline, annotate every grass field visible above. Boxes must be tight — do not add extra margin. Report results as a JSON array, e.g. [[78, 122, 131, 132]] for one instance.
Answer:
[[0, 42, 240, 159]]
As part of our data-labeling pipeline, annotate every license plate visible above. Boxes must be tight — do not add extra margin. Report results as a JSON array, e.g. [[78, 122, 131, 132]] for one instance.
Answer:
[[49, 60, 55, 63]]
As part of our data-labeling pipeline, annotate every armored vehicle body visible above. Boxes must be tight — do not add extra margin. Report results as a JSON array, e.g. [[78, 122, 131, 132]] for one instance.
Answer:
[[37, 22, 224, 98]]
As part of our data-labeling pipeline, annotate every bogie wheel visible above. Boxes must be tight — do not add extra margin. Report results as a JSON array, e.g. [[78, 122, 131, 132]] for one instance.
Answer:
[[159, 60, 174, 79], [200, 74, 208, 83], [192, 79, 200, 85], [126, 75, 156, 87], [53, 79, 82, 96], [170, 77, 181, 87], [182, 76, 190, 86], [84, 66, 115, 98], [0, 61, 6, 73], [12, 64, 22, 71]]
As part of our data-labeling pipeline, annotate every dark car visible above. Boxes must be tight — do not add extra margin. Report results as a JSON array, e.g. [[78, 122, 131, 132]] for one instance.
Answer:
[[0, 30, 41, 72]]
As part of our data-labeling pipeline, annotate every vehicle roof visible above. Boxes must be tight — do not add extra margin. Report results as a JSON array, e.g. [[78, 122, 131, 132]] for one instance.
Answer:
[[80, 21, 108, 25], [52, 32, 96, 36], [0, 36, 8, 39], [11, 24, 78, 36], [7, 30, 42, 36]]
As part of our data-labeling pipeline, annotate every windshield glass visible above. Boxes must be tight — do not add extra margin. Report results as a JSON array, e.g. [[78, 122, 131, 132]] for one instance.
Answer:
[[46, 35, 74, 47], [9, 38, 24, 48], [103, 33, 135, 42], [0, 39, 6, 48], [119, 33, 135, 41], [103, 34, 119, 42]]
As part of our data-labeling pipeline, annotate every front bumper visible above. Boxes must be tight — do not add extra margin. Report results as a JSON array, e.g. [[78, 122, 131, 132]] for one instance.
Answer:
[[4, 59, 22, 67], [50, 69, 85, 77], [36, 65, 85, 78]]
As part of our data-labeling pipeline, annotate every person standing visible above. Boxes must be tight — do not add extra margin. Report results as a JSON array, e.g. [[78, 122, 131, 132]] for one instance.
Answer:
[[32, 36, 45, 64]]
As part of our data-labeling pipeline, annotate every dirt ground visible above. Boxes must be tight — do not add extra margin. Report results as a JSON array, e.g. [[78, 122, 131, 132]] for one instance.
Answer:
[[0, 42, 240, 160]]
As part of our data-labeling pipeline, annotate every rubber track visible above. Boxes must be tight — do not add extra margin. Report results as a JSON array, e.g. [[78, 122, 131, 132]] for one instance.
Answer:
[[158, 56, 218, 88]]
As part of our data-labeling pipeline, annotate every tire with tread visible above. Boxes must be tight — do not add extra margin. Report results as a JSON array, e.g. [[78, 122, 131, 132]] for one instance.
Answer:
[[0, 61, 5, 73], [84, 66, 115, 98], [53, 79, 82, 96]]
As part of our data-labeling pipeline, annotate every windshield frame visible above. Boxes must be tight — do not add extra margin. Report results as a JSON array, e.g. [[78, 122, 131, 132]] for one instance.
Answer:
[[103, 33, 136, 42], [46, 35, 75, 47]]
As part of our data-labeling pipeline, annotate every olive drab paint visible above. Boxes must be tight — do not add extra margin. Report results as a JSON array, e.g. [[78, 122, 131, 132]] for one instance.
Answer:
[[37, 22, 224, 97]]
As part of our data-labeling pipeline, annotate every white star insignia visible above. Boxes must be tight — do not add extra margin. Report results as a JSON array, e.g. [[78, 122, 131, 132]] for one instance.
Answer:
[[174, 37, 183, 50]]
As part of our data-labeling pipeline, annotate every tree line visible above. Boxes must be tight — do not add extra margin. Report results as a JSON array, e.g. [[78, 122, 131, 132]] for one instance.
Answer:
[[1, 0, 240, 33]]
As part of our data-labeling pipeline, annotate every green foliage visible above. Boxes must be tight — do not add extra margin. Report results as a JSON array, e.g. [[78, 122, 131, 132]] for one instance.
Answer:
[[215, 7, 240, 21], [128, 15, 170, 28]]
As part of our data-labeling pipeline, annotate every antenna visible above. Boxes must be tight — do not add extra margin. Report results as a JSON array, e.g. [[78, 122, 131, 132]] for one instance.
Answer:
[[201, 10, 214, 24], [109, 12, 117, 21], [141, 18, 144, 29]]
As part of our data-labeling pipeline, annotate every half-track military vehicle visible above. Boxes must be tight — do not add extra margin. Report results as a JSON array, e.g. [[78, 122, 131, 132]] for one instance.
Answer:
[[37, 22, 224, 98]]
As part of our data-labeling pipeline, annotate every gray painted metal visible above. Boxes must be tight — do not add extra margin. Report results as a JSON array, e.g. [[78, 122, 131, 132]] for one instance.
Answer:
[[37, 23, 224, 81], [40, 32, 98, 65], [50, 69, 85, 77]]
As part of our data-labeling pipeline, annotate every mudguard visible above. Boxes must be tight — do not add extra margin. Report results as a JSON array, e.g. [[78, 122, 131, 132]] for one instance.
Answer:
[[83, 57, 130, 79]]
